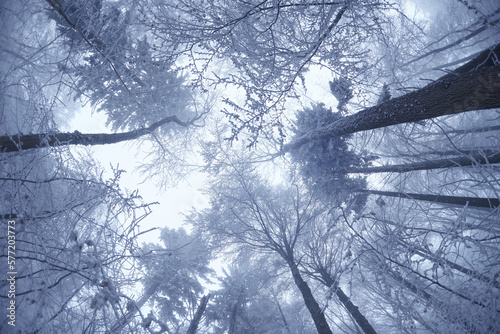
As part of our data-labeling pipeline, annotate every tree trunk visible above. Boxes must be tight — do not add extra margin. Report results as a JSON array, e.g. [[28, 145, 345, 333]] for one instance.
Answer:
[[0, 115, 188, 152], [109, 282, 161, 334], [228, 301, 238, 334], [362, 189, 499, 209], [449, 124, 500, 134], [186, 294, 210, 334], [286, 259, 333, 334], [320, 271, 377, 334], [345, 150, 500, 174], [282, 44, 500, 154]]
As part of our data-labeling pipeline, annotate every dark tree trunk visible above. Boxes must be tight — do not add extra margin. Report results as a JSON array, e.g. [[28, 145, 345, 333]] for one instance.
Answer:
[[345, 150, 500, 174], [228, 301, 239, 334], [282, 44, 500, 154], [320, 271, 377, 334], [186, 294, 210, 334], [287, 259, 333, 334], [362, 189, 499, 209], [0, 115, 188, 152]]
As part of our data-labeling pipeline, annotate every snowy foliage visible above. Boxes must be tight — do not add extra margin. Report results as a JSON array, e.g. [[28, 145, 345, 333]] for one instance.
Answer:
[[48, 0, 195, 133], [290, 103, 368, 211]]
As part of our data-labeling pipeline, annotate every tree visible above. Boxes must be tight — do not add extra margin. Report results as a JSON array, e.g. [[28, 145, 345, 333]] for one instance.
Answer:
[[134, 227, 212, 333], [360, 189, 499, 209], [345, 185, 500, 333], [142, 0, 398, 144], [0, 150, 155, 332], [298, 207, 378, 334], [282, 44, 500, 154], [205, 256, 304, 334], [343, 149, 500, 174], [189, 163, 334, 334], [46, 0, 197, 132]]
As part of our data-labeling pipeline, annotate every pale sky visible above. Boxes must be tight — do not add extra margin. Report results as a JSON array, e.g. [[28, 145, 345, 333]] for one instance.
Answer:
[[66, 107, 209, 244]]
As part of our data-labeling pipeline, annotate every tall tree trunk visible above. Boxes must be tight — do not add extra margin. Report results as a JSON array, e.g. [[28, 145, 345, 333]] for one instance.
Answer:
[[319, 271, 377, 334], [228, 300, 239, 334], [286, 259, 333, 334], [186, 294, 210, 334], [345, 150, 500, 174], [0, 115, 188, 152], [281, 44, 500, 154], [362, 189, 499, 209]]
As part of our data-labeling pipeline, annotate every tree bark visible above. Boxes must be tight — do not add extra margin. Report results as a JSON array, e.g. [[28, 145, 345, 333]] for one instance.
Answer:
[[362, 189, 499, 209], [186, 294, 210, 334], [0, 115, 188, 152], [282, 44, 500, 154], [345, 150, 500, 174], [320, 271, 377, 334], [287, 259, 333, 334]]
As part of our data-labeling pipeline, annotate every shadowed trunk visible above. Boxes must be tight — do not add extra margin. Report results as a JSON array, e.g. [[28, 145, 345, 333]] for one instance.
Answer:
[[345, 150, 500, 174], [362, 189, 499, 209], [186, 294, 210, 334], [287, 259, 333, 334], [319, 271, 377, 334]]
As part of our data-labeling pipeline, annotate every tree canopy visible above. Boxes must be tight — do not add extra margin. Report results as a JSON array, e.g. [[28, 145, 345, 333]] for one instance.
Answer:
[[1, 0, 499, 333]]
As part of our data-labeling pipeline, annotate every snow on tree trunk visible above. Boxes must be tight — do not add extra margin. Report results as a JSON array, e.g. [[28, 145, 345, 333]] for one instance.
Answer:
[[282, 45, 500, 154]]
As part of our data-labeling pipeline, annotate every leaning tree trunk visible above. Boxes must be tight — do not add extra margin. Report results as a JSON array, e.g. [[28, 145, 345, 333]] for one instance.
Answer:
[[282, 44, 500, 154], [361, 189, 499, 209], [286, 259, 333, 334], [319, 270, 377, 334], [186, 294, 210, 334], [0, 115, 189, 152], [345, 150, 500, 174]]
